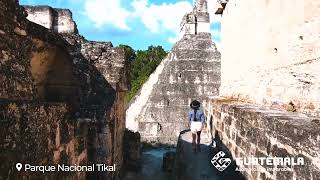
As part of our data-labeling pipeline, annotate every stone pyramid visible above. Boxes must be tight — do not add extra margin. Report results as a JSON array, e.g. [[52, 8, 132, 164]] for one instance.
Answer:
[[127, 0, 221, 145]]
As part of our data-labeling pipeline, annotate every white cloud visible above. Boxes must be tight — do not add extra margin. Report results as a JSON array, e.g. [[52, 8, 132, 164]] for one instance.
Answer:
[[83, 0, 192, 33], [83, 0, 221, 44], [132, 0, 193, 44], [84, 0, 131, 30], [132, 0, 193, 34], [168, 35, 181, 44]]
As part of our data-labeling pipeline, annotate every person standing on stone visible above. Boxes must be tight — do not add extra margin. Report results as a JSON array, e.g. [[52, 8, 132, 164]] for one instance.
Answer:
[[188, 100, 206, 153]]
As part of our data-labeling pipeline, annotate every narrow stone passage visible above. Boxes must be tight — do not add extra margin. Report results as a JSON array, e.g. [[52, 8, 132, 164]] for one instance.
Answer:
[[176, 130, 220, 180], [128, 100, 320, 180], [123, 129, 224, 180], [123, 148, 176, 180]]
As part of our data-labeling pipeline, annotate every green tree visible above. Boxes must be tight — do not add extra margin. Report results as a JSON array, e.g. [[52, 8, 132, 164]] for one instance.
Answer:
[[124, 45, 168, 102]]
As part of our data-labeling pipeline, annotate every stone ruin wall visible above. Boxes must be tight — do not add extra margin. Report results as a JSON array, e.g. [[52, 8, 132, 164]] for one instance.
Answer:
[[24, 6, 78, 34], [0, 1, 129, 180], [180, 0, 210, 36], [216, 0, 320, 116], [205, 98, 320, 180], [203, 0, 320, 179], [0, 0, 35, 100]]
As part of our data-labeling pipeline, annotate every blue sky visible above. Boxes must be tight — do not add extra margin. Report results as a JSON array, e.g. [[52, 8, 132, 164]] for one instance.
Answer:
[[20, 0, 221, 50]]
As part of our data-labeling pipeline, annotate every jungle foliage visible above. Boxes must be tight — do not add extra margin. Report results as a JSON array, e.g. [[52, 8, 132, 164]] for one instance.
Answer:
[[120, 45, 168, 102]]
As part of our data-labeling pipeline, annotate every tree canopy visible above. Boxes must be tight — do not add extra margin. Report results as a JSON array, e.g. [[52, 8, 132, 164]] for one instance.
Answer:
[[121, 45, 168, 102]]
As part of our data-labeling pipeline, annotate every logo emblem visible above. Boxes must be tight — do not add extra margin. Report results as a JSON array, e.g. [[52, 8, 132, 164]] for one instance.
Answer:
[[211, 151, 231, 172]]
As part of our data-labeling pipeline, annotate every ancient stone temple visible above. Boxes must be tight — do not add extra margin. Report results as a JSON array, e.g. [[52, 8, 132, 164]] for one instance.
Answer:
[[180, 0, 210, 35], [0, 1, 128, 179], [126, 0, 221, 145], [201, 1, 320, 179]]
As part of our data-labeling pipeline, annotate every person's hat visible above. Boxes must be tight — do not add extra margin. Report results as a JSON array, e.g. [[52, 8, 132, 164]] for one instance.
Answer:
[[190, 100, 200, 109]]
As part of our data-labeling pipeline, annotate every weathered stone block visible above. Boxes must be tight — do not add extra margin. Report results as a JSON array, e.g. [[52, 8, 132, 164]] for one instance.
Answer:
[[24, 6, 78, 34], [205, 98, 320, 180], [276, 171, 294, 180], [123, 129, 141, 171]]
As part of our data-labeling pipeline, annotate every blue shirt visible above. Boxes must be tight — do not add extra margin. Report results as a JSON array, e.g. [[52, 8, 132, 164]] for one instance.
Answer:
[[188, 110, 205, 123]]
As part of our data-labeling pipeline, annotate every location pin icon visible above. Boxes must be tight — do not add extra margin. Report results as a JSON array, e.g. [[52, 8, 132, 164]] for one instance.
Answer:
[[16, 163, 22, 171]]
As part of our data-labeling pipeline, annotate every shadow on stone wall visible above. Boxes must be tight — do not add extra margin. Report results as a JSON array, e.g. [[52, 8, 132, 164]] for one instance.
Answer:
[[0, 47, 118, 179], [123, 129, 142, 172], [0, 2, 128, 179]]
